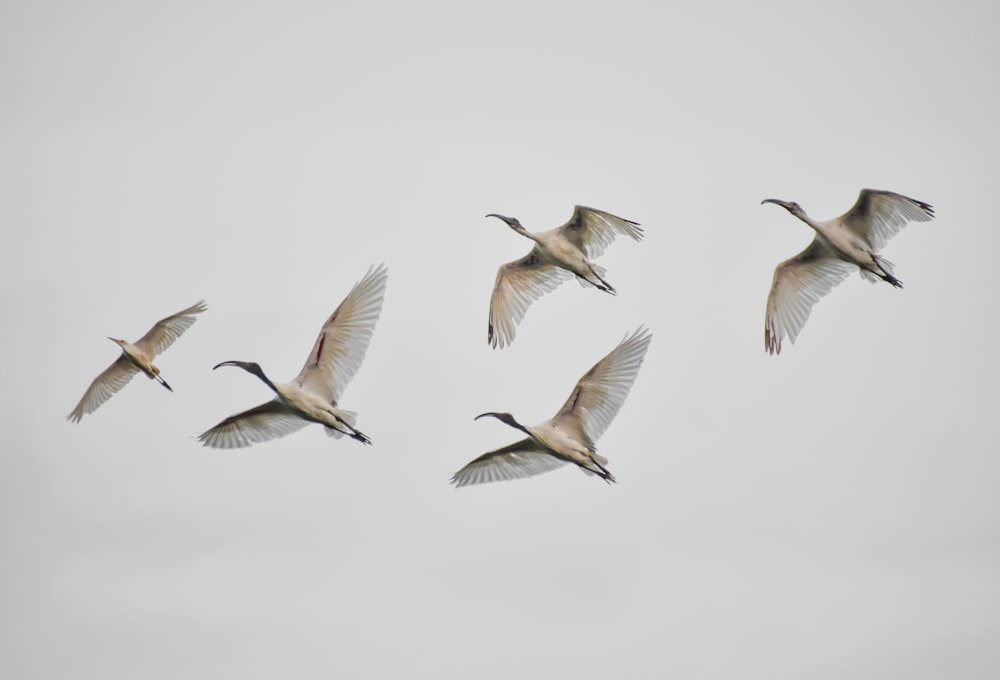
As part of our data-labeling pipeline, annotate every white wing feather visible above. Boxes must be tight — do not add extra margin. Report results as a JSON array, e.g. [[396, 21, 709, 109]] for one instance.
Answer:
[[553, 327, 652, 443], [295, 265, 387, 404], [765, 239, 855, 355], [488, 250, 572, 349], [67, 356, 140, 422], [68, 300, 206, 422], [134, 300, 208, 357], [199, 399, 310, 449], [841, 189, 934, 252], [451, 438, 568, 487], [559, 205, 644, 259]]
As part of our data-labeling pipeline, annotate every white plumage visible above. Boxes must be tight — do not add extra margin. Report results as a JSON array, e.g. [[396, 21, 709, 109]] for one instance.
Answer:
[[486, 206, 644, 349], [68, 300, 207, 423], [199, 265, 387, 449], [762, 189, 934, 354], [452, 327, 652, 487]]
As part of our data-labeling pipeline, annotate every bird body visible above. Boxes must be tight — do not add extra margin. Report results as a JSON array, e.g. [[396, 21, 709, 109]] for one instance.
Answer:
[[452, 327, 652, 487], [525, 227, 606, 289], [199, 264, 387, 449], [272, 380, 352, 430], [520, 419, 609, 475], [205, 365, 369, 445], [68, 300, 207, 422], [487, 206, 643, 349], [771, 203, 895, 284], [113, 338, 162, 382], [761, 189, 934, 354]]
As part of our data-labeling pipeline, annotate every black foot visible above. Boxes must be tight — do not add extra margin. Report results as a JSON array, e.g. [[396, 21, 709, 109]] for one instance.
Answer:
[[351, 430, 372, 445]]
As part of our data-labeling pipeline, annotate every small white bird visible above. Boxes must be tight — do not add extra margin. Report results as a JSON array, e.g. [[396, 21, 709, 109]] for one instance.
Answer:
[[761, 189, 934, 354], [452, 327, 652, 487], [486, 206, 644, 349], [68, 300, 208, 422], [199, 264, 387, 449]]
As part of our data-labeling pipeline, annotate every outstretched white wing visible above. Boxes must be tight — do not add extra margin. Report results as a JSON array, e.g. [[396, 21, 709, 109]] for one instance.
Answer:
[[295, 265, 387, 403], [451, 438, 568, 487], [199, 399, 310, 449], [764, 239, 855, 355], [67, 355, 140, 422], [841, 189, 934, 253], [134, 300, 208, 357], [558, 205, 644, 259], [488, 250, 572, 349], [553, 326, 652, 444]]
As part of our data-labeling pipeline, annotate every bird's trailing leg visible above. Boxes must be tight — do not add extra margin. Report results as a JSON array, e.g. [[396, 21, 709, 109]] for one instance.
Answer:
[[349, 428, 372, 445], [585, 458, 617, 484], [335, 414, 372, 445], [583, 266, 617, 296], [873, 255, 903, 289], [323, 409, 373, 445], [593, 280, 617, 296], [880, 272, 903, 288], [153, 373, 173, 392]]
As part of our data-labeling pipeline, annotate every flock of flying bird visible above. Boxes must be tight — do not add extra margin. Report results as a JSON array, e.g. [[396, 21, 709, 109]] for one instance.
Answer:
[[68, 189, 935, 486]]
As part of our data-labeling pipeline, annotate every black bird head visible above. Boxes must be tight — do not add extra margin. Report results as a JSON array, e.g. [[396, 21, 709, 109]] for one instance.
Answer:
[[761, 198, 806, 219], [213, 360, 278, 393], [485, 213, 525, 233], [474, 411, 530, 435]]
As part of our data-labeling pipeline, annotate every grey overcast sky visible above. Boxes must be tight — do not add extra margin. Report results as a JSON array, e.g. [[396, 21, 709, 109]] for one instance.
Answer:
[[2, 1, 999, 678]]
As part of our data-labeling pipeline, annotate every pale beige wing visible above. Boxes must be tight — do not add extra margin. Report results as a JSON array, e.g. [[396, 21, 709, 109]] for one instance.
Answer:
[[67, 355, 140, 422], [553, 326, 652, 444], [451, 438, 568, 487], [133, 300, 208, 357], [295, 264, 387, 404], [558, 205, 644, 259], [840, 189, 934, 252], [765, 239, 855, 355], [198, 399, 310, 449], [488, 249, 572, 349]]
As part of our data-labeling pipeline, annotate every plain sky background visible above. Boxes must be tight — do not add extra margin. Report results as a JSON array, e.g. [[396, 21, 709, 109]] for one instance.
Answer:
[[2, 1, 999, 677]]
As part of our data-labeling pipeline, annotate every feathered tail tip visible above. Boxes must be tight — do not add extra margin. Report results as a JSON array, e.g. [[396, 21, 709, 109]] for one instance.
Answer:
[[324, 425, 346, 439]]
